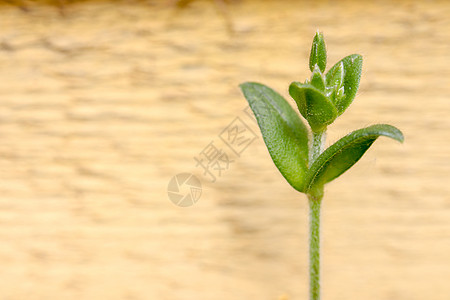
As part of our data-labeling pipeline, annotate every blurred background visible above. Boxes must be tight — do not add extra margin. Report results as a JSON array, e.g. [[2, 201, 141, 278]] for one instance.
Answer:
[[0, 0, 449, 299]]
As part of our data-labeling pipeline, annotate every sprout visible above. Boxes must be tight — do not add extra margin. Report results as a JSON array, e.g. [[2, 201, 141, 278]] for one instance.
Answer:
[[240, 31, 403, 300]]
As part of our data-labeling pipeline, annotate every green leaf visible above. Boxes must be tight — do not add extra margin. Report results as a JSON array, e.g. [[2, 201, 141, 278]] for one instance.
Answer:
[[310, 65, 326, 91], [289, 82, 337, 132], [326, 61, 344, 90], [309, 31, 327, 73], [325, 54, 363, 115], [240, 82, 309, 192], [305, 124, 404, 193]]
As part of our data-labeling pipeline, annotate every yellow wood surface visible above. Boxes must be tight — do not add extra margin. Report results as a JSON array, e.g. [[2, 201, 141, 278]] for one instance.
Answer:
[[0, 1, 449, 299]]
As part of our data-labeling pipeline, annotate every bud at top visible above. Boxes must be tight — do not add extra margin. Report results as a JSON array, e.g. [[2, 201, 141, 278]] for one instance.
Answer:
[[309, 31, 327, 73]]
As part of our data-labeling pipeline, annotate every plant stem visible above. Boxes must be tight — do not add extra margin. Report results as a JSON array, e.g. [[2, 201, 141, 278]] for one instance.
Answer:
[[308, 129, 326, 300], [310, 129, 326, 165], [308, 193, 322, 300]]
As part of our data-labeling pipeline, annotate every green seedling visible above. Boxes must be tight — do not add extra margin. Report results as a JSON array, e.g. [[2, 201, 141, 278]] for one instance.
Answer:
[[240, 31, 403, 300]]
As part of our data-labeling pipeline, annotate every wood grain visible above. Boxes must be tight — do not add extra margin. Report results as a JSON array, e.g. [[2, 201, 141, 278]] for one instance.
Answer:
[[0, 1, 449, 299]]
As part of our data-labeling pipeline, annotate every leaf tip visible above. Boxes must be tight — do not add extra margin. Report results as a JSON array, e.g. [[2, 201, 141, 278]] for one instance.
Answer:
[[394, 129, 405, 143], [239, 81, 252, 90], [380, 124, 404, 143], [309, 31, 327, 73]]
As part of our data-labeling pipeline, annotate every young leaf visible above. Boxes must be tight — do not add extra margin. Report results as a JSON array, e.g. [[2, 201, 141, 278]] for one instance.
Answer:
[[305, 124, 404, 192], [310, 65, 326, 91], [240, 82, 309, 192], [309, 31, 327, 73], [326, 61, 344, 90], [289, 82, 337, 132], [325, 54, 363, 115]]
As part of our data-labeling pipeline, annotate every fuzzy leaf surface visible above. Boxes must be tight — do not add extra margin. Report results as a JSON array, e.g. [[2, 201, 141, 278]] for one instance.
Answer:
[[240, 82, 309, 192], [289, 82, 337, 132], [325, 54, 363, 115], [309, 32, 327, 73], [310, 65, 326, 91], [305, 124, 404, 193]]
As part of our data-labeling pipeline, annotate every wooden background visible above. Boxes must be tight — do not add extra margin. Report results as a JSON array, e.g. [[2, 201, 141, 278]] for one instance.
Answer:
[[0, 0, 449, 299]]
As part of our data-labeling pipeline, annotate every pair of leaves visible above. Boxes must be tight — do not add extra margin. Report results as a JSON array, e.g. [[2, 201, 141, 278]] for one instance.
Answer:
[[240, 82, 403, 194], [290, 54, 363, 132]]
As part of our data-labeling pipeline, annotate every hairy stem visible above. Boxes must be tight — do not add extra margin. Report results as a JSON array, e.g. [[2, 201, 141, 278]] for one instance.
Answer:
[[308, 194, 322, 300], [310, 130, 326, 165], [308, 129, 326, 300]]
